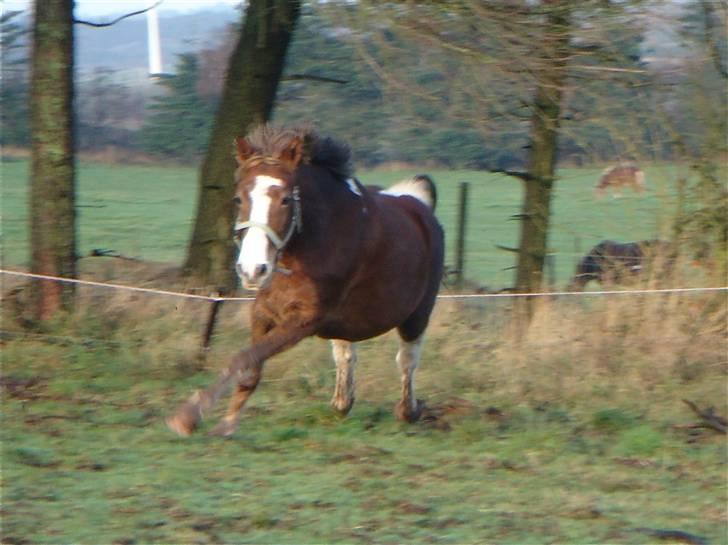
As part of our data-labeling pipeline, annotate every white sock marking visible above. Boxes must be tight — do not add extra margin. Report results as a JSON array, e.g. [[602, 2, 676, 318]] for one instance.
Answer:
[[331, 340, 357, 411], [396, 336, 423, 410]]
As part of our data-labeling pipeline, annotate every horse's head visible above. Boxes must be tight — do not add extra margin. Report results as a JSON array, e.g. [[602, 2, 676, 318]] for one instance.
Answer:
[[232, 133, 305, 290]]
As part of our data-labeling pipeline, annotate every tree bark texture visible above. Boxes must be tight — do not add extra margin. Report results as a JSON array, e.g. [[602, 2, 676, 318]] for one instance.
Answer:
[[29, 0, 77, 321], [184, 0, 301, 289], [514, 1, 572, 320]]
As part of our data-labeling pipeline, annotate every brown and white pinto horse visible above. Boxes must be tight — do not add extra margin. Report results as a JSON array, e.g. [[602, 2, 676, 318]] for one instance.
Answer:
[[168, 126, 444, 436], [594, 164, 646, 198]]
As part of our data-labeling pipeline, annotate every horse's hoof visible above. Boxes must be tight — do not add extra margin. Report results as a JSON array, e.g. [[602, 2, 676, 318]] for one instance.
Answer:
[[395, 399, 424, 423], [209, 419, 237, 437], [166, 401, 201, 436], [166, 414, 194, 437], [330, 396, 355, 417]]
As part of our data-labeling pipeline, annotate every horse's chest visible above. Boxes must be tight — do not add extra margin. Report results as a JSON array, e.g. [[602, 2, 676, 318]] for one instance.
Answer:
[[255, 278, 321, 323]]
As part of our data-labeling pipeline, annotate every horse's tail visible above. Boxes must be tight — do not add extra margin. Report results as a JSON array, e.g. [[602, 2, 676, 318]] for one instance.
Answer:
[[385, 174, 438, 211]]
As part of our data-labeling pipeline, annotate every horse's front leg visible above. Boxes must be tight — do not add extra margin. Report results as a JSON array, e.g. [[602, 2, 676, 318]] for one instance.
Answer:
[[167, 318, 318, 437], [209, 317, 272, 437], [330, 340, 357, 415]]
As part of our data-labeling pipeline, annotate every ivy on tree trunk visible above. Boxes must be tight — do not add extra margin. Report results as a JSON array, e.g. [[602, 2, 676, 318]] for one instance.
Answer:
[[29, 0, 77, 321]]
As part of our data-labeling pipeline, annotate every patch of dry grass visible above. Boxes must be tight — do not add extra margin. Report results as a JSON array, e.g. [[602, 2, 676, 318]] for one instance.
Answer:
[[197, 284, 725, 430], [3, 256, 724, 421]]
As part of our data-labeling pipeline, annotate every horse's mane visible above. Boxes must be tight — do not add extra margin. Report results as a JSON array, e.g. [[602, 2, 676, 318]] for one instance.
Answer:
[[245, 125, 354, 180]]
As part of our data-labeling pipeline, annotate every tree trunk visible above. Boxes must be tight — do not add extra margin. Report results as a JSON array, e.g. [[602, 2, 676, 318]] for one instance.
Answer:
[[29, 0, 76, 321], [514, 2, 571, 321], [184, 0, 301, 289]]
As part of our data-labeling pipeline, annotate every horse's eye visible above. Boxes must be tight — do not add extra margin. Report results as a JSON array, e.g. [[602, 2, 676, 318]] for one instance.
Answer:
[[232, 196, 242, 205], [281, 195, 292, 206]]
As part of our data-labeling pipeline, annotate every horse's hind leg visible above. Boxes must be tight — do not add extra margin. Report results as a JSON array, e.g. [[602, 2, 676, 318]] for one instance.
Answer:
[[330, 340, 357, 415], [394, 277, 439, 423], [393, 334, 424, 423]]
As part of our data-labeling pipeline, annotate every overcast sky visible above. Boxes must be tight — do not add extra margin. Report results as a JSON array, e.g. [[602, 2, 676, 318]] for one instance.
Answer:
[[3, 0, 242, 17]]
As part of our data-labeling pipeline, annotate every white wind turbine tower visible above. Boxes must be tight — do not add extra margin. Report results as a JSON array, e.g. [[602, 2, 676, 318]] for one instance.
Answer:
[[146, 1, 166, 78]]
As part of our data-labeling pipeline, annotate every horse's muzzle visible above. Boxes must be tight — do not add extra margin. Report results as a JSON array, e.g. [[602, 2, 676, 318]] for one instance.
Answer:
[[238, 262, 272, 291]]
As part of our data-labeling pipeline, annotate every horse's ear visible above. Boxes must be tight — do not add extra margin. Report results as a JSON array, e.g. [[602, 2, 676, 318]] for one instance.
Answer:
[[234, 136, 254, 165], [279, 136, 304, 169]]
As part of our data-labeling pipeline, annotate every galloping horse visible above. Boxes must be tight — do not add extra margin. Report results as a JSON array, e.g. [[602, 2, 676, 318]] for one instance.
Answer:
[[594, 164, 646, 198], [567, 239, 671, 291], [168, 126, 444, 436]]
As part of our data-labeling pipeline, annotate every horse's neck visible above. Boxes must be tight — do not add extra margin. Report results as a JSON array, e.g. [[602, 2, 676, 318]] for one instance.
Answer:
[[294, 176, 368, 258]]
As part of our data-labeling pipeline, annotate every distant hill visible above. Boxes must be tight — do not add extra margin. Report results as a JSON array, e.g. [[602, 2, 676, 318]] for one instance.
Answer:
[[10, 6, 239, 83], [77, 6, 239, 81]]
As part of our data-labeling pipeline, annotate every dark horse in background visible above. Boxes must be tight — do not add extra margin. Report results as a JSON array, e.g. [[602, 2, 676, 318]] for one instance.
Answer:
[[168, 126, 444, 437], [568, 240, 672, 291]]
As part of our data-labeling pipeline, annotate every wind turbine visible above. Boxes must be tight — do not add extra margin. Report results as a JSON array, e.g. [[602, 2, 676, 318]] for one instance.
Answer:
[[146, 0, 172, 79]]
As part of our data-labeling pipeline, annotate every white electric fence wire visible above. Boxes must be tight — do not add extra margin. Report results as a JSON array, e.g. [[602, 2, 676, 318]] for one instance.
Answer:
[[1, 269, 726, 301]]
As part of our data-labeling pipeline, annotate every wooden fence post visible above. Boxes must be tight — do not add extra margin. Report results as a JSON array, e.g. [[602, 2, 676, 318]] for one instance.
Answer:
[[455, 181, 470, 289], [199, 290, 225, 363], [574, 236, 582, 272], [546, 253, 556, 289]]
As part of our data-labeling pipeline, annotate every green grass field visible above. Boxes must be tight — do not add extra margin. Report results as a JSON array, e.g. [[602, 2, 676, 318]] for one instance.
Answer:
[[2, 292, 726, 544], [2, 158, 725, 544], [1, 158, 687, 288]]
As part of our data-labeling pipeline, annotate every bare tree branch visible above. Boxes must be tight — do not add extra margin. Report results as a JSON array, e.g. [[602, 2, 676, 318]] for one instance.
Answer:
[[636, 527, 709, 545], [683, 399, 727, 434], [74, 0, 162, 28], [488, 168, 534, 182], [700, 0, 728, 79], [282, 73, 347, 84]]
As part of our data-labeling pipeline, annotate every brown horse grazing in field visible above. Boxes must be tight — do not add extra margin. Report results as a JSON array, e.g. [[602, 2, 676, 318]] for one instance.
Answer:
[[594, 164, 646, 198], [167, 126, 444, 436], [567, 239, 672, 291]]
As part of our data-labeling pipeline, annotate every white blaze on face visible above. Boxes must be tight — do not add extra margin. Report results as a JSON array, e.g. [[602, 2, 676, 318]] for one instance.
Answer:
[[237, 175, 284, 287]]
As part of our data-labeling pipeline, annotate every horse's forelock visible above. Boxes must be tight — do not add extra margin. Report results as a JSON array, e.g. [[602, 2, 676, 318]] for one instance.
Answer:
[[242, 125, 353, 180], [244, 125, 305, 158]]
